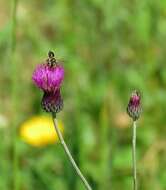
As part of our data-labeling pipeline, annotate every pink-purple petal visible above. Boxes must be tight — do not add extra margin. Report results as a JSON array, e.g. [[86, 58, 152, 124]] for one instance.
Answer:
[[32, 64, 64, 92]]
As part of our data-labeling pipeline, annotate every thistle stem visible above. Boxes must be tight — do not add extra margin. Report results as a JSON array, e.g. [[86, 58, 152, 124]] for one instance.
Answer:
[[52, 113, 92, 190], [132, 121, 137, 190]]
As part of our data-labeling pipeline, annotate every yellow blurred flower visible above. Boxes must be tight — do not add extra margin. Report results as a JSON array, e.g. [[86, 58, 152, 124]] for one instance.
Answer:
[[20, 115, 64, 147]]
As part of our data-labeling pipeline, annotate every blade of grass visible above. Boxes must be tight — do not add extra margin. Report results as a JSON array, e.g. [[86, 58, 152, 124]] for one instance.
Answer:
[[9, 0, 19, 190]]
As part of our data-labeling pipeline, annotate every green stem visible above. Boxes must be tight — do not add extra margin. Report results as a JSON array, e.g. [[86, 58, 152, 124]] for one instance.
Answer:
[[52, 113, 92, 190], [132, 121, 137, 190]]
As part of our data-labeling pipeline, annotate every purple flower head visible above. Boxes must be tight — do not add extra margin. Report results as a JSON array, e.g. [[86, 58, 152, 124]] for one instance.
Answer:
[[32, 51, 64, 114], [32, 64, 64, 93], [127, 90, 141, 121]]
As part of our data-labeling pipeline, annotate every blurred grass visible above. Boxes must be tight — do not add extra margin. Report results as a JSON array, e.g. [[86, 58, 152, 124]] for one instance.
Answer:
[[0, 0, 166, 189]]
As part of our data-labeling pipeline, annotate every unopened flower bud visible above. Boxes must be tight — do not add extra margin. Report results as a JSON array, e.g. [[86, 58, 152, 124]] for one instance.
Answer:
[[127, 90, 141, 121]]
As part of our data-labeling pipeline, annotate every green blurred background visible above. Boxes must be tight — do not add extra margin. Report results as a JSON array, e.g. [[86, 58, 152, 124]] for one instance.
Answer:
[[0, 0, 166, 189]]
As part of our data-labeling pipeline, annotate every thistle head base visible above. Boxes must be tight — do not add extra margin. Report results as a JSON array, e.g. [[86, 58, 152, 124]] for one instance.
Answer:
[[41, 89, 63, 113]]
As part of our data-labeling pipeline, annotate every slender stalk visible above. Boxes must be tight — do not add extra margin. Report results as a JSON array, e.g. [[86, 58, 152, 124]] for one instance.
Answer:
[[52, 113, 92, 190], [132, 121, 137, 190]]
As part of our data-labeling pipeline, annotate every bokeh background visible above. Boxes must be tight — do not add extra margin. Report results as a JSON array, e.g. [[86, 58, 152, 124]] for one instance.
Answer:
[[0, 0, 166, 190]]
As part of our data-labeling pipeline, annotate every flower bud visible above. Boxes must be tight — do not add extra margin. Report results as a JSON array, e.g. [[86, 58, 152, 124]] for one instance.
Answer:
[[127, 90, 141, 121]]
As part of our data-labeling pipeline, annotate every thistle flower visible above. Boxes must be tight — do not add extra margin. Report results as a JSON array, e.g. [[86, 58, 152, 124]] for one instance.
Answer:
[[127, 90, 141, 121], [127, 90, 142, 190], [32, 51, 92, 190], [32, 51, 64, 113]]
